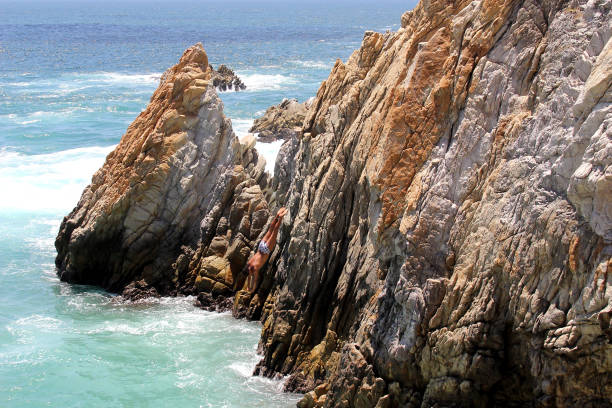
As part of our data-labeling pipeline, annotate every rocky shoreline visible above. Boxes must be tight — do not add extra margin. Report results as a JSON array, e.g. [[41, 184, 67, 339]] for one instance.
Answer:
[[56, 0, 611, 405]]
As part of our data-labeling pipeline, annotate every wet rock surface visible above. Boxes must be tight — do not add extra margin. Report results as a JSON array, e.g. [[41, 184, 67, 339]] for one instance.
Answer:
[[195, 292, 234, 312], [121, 280, 160, 301]]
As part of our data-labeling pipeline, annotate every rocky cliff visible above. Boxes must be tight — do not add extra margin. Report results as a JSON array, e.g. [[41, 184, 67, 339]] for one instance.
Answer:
[[250, 98, 310, 142], [55, 0, 612, 405], [253, 0, 612, 406], [55, 44, 271, 300]]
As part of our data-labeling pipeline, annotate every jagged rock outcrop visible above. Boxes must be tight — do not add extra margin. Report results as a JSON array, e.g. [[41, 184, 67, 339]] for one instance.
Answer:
[[54, 0, 612, 405], [55, 44, 268, 299], [250, 98, 310, 142], [251, 0, 612, 406], [210, 64, 246, 92]]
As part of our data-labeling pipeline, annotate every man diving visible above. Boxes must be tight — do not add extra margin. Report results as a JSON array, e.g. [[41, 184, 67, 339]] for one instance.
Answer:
[[246, 207, 288, 293]]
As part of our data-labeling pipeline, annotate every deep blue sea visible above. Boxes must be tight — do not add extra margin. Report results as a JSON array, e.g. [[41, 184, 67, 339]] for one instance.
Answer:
[[0, 1, 414, 406]]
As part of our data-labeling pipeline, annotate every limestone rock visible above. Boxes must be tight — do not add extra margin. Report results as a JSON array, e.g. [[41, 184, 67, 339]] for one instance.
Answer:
[[187, 162, 273, 305], [55, 43, 232, 293], [272, 132, 301, 207]]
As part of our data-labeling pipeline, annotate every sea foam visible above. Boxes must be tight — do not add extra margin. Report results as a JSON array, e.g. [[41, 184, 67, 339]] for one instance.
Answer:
[[0, 146, 113, 212], [6, 72, 161, 88], [232, 118, 255, 138], [237, 73, 297, 92], [255, 139, 285, 175], [232, 118, 284, 175], [288, 60, 332, 69]]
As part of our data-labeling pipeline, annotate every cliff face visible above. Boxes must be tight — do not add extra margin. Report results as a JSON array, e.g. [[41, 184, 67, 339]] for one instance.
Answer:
[[55, 0, 612, 406], [255, 0, 612, 406], [55, 44, 270, 298]]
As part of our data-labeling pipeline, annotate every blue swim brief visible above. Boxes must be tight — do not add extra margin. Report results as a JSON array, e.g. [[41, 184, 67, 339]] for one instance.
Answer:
[[258, 240, 270, 255]]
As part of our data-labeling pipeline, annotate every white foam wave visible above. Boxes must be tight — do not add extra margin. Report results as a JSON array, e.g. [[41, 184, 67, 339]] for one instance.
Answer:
[[289, 60, 332, 69], [87, 72, 161, 85], [0, 146, 114, 212], [176, 369, 205, 389], [24, 236, 56, 254], [13, 315, 64, 329], [31, 107, 95, 116], [242, 366, 292, 396], [87, 321, 171, 336], [16, 119, 40, 125], [5, 72, 160, 100], [7, 315, 66, 342], [237, 73, 297, 92], [232, 119, 284, 175], [9, 81, 34, 87], [254, 139, 285, 175], [1, 107, 98, 124], [84, 306, 225, 336], [231, 118, 254, 138], [156, 295, 198, 307], [7, 72, 161, 89], [229, 360, 256, 377]]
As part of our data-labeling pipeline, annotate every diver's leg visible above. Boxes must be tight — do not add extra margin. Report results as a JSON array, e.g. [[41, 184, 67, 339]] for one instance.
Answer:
[[253, 268, 262, 293], [262, 225, 274, 243], [262, 215, 281, 244], [266, 222, 281, 252]]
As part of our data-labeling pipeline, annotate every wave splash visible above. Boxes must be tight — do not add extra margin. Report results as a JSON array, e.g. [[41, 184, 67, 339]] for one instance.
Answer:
[[0, 146, 113, 212], [6, 72, 161, 89], [237, 73, 297, 92]]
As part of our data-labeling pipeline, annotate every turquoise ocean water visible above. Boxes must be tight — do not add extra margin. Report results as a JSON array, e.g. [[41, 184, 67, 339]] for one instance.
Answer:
[[0, 1, 413, 406]]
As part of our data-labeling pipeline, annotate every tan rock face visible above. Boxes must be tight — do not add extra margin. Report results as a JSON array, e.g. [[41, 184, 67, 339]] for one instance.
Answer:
[[250, 98, 310, 142], [255, 0, 612, 406], [55, 44, 269, 297]]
